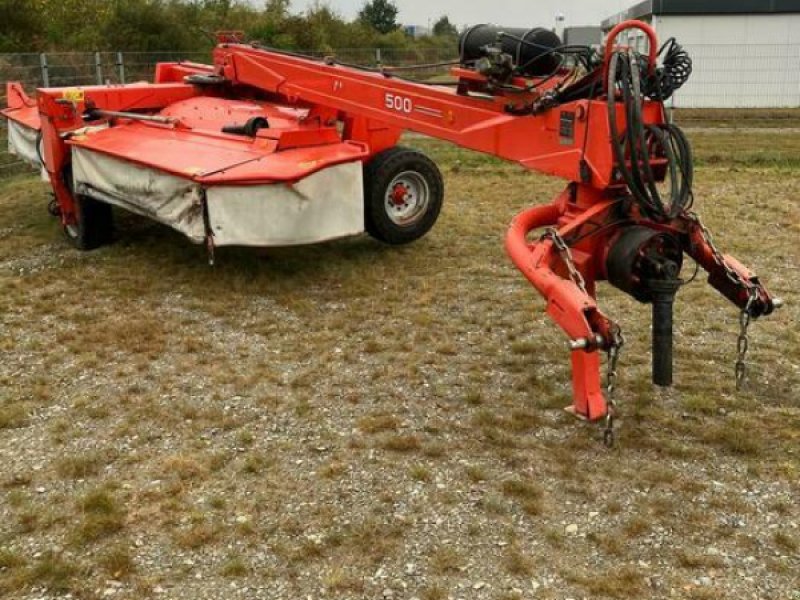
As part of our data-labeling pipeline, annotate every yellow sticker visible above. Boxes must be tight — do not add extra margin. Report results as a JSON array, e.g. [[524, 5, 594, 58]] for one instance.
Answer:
[[62, 88, 85, 103]]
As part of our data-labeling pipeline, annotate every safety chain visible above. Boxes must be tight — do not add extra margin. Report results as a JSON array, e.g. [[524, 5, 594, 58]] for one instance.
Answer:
[[47, 194, 61, 218], [735, 288, 758, 390], [603, 330, 625, 448], [542, 229, 626, 446], [542, 228, 587, 293], [686, 212, 759, 390], [688, 212, 752, 289]]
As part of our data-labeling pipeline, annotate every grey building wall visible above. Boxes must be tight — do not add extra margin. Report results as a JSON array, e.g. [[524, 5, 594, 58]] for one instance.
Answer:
[[602, 0, 800, 30], [601, 2, 800, 107], [563, 27, 602, 47]]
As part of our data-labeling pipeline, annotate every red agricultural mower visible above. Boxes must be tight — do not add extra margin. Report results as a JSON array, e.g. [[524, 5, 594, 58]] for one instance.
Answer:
[[3, 21, 781, 444]]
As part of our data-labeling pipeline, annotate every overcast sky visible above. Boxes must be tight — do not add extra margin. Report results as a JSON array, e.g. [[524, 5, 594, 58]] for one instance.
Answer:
[[284, 0, 631, 28]]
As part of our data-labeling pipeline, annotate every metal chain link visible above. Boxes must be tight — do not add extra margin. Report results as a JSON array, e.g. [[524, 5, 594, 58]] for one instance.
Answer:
[[542, 228, 626, 446], [686, 212, 758, 390], [735, 288, 758, 391], [542, 228, 587, 293], [603, 330, 625, 448], [687, 212, 751, 289]]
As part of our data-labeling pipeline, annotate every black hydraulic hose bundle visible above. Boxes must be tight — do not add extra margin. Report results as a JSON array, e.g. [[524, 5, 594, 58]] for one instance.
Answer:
[[607, 47, 694, 222], [643, 38, 693, 101]]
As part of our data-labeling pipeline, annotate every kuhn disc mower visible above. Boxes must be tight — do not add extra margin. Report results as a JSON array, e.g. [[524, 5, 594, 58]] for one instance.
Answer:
[[3, 22, 782, 444]]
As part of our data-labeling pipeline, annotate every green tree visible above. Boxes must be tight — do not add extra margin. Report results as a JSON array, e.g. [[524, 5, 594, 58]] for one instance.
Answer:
[[246, 0, 293, 46], [1, 0, 459, 56], [432, 15, 457, 38], [102, 0, 186, 52], [264, 0, 290, 21], [0, 0, 43, 51], [202, 0, 232, 21], [40, 0, 109, 50], [358, 0, 398, 35]]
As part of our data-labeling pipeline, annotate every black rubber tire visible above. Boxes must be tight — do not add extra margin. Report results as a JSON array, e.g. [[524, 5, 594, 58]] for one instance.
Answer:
[[363, 146, 444, 245], [63, 195, 113, 250]]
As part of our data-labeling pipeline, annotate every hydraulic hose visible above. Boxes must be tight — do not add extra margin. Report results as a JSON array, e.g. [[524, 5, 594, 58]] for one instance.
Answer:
[[606, 49, 694, 221]]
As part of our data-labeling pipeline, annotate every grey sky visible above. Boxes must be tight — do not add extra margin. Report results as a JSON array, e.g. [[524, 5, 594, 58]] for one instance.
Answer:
[[285, 0, 631, 28]]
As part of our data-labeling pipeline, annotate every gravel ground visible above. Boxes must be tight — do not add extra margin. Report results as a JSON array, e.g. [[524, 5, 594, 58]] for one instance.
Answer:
[[0, 133, 798, 600]]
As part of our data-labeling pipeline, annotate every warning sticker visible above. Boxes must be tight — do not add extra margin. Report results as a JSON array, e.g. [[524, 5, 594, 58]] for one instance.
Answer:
[[559, 111, 576, 145], [62, 88, 85, 103]]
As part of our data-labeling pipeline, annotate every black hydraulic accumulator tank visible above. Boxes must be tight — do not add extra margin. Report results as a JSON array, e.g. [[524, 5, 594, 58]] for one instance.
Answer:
[[458, 25, 563, 77]]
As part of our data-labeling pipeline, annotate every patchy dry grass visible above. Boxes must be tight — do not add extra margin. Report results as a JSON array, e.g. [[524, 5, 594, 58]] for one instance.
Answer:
[[502, 545, 533, 576], [0, 128, 798, 599], [565, 564, 647, 598], [55, 450, 112, 479], [676, 107, 800, 128], [429, 547, 463, 574], [72, 488, 126, 545]]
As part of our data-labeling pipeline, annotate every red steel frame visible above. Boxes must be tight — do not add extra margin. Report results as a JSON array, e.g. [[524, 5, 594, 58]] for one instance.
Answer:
[[208, 21, 773, 420], [3, 20, 776, 421]]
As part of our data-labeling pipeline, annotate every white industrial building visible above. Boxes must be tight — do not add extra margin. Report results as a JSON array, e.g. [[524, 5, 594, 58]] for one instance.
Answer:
[[602, 0, 800, 108]]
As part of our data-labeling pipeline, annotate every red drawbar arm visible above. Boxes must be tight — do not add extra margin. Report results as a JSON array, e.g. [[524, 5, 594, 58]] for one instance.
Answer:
[[505, 188, 616, 421], [682, 217, 776, 316]]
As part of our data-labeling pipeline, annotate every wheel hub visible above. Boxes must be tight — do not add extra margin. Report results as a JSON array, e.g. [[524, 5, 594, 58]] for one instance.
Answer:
[[390, 183, 409, 207], [385, 171, 430, 226]]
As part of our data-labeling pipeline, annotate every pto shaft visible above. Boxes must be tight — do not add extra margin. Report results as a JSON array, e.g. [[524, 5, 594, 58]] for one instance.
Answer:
[[647, 279, 681, 387]]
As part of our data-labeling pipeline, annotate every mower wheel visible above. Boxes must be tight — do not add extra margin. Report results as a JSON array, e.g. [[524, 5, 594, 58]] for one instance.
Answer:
[[363, 146, 444, 245], [63, 195, 113, 250]]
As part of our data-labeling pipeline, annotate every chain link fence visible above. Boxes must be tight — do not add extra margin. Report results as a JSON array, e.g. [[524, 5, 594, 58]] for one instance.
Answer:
[[0, 47, 455, 90], [0, 47, 459, 177], [1, 50, 213, 177]]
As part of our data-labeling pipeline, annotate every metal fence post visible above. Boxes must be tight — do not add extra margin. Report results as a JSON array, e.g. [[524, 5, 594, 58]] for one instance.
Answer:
[[39, 53, 49, 87], [375, 48, 381, 66], [116, 51, 126, 83], [95, 51, 103, 84]]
